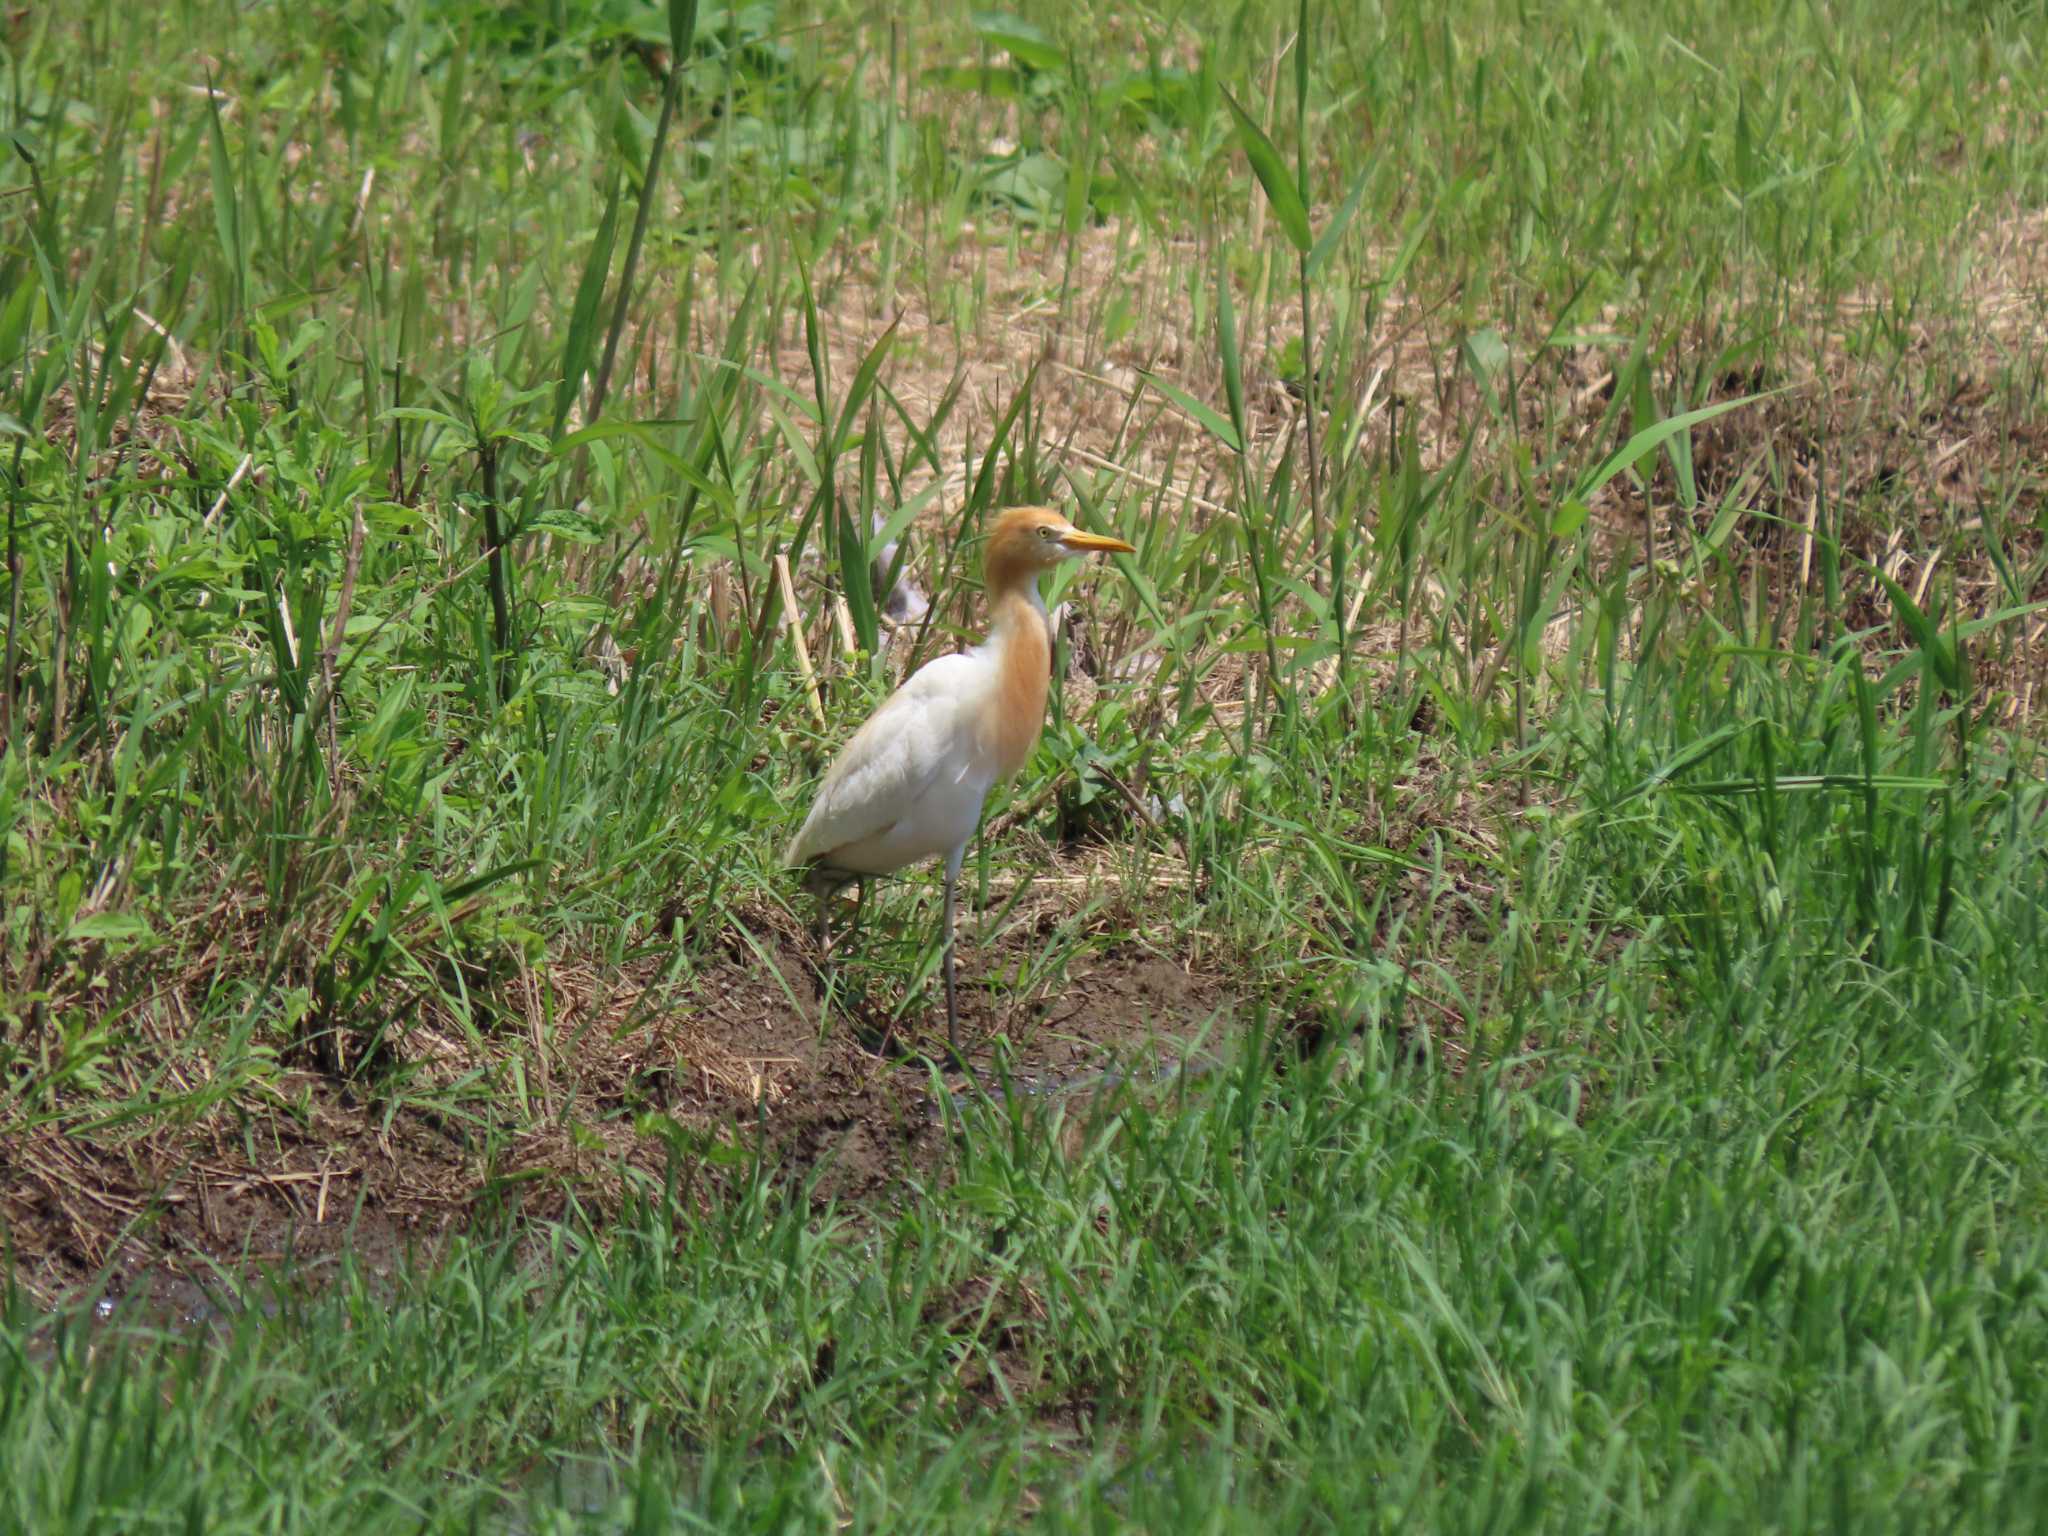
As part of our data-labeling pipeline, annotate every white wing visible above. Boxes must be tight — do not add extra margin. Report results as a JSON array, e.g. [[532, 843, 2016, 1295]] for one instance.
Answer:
[[785, 652, 988, 872]]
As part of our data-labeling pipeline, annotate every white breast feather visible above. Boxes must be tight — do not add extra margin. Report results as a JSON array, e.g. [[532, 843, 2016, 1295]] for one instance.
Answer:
[[785, 653, 990, 869]]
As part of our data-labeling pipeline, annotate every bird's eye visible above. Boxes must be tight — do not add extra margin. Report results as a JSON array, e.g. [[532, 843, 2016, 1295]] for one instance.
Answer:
[[1037, 525, 1057, 541]]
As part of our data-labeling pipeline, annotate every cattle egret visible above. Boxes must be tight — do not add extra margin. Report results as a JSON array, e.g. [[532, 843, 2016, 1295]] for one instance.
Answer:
[[786, 505, 1136, 1057]]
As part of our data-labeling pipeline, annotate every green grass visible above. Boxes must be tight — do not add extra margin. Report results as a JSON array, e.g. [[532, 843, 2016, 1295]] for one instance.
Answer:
[[7, 989, 2048, 1530], [5, 0, 2048, 1527]]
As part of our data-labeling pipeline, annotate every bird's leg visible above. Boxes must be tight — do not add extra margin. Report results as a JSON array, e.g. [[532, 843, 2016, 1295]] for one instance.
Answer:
[[810, 887, 836, 1022], [810, 871, 847, 1002], [942, 874, 959, 1058]]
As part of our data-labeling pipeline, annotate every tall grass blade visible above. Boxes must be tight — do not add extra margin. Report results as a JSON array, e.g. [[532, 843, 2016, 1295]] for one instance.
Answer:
[[1139, 371, 1241, 453], [553, 173, 623, 440], [1222, 88, 1311, 253]]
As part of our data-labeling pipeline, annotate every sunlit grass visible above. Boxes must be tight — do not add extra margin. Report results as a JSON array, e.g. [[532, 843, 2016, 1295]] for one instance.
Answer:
[[2, 0, 2047, 1527]]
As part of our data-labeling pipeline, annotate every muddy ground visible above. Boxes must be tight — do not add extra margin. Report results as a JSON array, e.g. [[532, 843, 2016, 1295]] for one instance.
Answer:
[[0, 882, 1238, 1308]]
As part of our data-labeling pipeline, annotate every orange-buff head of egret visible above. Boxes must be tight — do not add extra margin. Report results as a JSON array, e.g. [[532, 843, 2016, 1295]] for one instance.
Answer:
[[982, 506, 1135, 587]]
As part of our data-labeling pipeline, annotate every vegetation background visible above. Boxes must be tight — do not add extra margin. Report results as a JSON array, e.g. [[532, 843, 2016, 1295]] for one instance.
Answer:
[[3, 0, 2046, 1528]]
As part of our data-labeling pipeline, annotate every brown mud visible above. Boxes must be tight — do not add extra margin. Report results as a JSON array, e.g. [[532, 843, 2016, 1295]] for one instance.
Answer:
[[1, 893, 1235, 1308]]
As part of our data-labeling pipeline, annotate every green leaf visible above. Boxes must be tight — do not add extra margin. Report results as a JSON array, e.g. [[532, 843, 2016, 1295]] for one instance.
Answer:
[[969, 12, 1066, 72], [553, 173, 623, 438], [1307, 162, 1370, 278], [65, 912, 158, 945], [439, 860, 544, 909], [610, 94, 650, 184], [1516, 560, 1580, 673], [966, 363, 1041, 512], [829, 317, 902, 461], [1956, 598, 2048, 639], [922, 65, 1030, 102], [1609, 722, 1748, 806], [839, 494, 879, 653], [978, 150, 1067, 222], [1671, 774, 1948, 797], [202, 79, 242, 290], [1574, 391, 1778, 502], [384, 405, 472, 436], [667, 0, 699, 60], [519, 507, 614, 544], [1216, 257, 1247, 451], [1464, 328, 1509, 379], [1139, 369, 1242, 453], [551, 417, 686, 467], [761, 395, 822, 489], [1222, 89, 1311, 253], [866, 481, 945, 562], [1379, 202, 1437, 292], [1871, 564, 1962, 692], [1700, 491, 1743, 554]]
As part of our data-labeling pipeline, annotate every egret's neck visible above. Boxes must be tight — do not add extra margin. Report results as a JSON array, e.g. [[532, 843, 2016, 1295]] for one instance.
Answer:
[[982, 571, 1053, 779], [986, 569, 1048, 642]]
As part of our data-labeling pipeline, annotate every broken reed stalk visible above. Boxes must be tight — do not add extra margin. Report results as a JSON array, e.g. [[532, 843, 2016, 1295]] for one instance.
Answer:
[[774, 551, 826, 727]]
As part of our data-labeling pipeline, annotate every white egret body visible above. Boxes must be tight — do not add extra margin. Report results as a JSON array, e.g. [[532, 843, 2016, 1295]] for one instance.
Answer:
[[786, 506, 1135, 1053]]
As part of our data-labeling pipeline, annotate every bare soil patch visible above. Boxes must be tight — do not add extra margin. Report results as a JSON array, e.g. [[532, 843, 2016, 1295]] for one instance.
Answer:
[[0, 870, 1233, 1306]]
